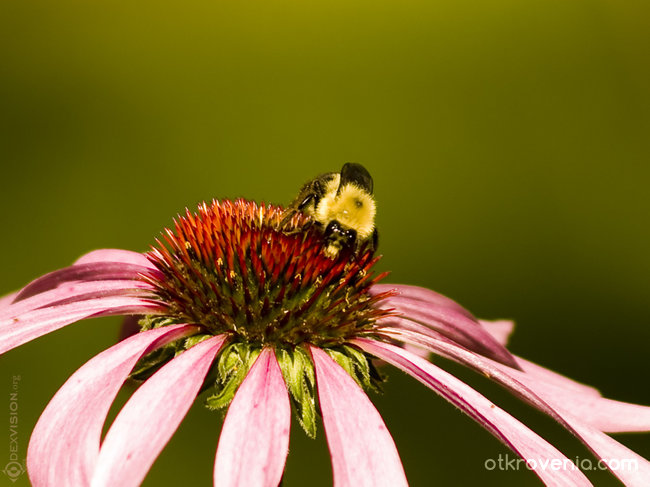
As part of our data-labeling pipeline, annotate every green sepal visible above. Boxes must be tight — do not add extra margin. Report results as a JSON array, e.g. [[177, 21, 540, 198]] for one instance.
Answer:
[[366, 355, 385, 393], [129, 345, 176, 381], [205, 342, 260, 411], [129, 332, 211, 381], [181, 334, 213, 353], [325, 345, 384, 393], [345, 344, 385, 394], [138, 315, 177, 331], [277, 346, 317, 438]]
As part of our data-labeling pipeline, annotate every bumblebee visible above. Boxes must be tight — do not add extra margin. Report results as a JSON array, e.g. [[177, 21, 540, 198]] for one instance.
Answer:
[[282, 163, 378, 258]]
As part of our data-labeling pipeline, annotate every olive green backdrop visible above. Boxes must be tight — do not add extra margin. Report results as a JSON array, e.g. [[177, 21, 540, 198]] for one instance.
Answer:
[[1, 1, 649, 485]]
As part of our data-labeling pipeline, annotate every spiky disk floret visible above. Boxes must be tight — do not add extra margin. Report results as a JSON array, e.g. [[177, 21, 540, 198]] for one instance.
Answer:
[[144, 199, 392, 347]]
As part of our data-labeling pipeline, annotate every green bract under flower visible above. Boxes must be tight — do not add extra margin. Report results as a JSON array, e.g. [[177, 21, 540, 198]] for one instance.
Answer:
[[133, 199, 391, 435]]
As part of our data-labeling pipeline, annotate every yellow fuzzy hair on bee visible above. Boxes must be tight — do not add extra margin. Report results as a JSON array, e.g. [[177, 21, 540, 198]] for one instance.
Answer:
[[315, 180, 376, 239], [282, 163, 378, 258]]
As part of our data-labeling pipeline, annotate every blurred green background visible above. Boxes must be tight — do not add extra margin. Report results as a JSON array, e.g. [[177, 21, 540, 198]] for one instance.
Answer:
[[1, 0, 649, 485]]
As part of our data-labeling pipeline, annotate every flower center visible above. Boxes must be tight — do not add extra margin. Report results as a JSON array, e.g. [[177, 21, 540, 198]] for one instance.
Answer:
[[144, 199, 390, 347], [132, 199, 391, 437]]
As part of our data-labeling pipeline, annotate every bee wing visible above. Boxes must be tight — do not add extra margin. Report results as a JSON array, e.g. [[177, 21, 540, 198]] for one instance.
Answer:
[[339, 163, 373, 194]]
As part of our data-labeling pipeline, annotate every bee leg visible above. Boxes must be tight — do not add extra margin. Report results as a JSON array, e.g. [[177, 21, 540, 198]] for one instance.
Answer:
[[288, 221, 314, 235], [282, 216, 316, 236], [297, 193, 316, 211], [371, 228, 379, 252], [280, 192, 317, 230], [351, 228, 378, 263], [279, 208, 297, 229]]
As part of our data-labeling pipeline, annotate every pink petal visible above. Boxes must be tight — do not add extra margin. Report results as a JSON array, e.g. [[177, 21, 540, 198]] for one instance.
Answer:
[[477, 319, 600, 397], [484, 357, 650, 433], [74, 249, 155, 269], [398, 319, 598, 398], [403, 343, 431, 359], [355, 339, 592, 487], [27, 324, 198, 487], [0, 291, 18, 307], [310, 346, 408, 487], [387, 326, 649, 432], [371, 283, 476, 319], [478, 319, 515, 346], [214, 348, 291, 487], [15, 262, 160, 301], [378, 328, 650, 485], [92, 334, 227, 487], [0, 296, 164, 355], [515, 356, 601, 397], [564, 418, 650, 485], [526, 379, 650, 433], [0, 280, 155, 320], [379, 298, 519, 369]]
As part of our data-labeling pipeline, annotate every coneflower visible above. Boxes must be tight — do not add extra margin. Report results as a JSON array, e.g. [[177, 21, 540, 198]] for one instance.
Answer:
[[1, 199, 649, 486]]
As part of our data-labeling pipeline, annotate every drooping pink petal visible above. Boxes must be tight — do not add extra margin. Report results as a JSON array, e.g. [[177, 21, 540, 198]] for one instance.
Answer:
[[310, 346, 408, 487], [384, 326, 650, 432], [480, 355, 650, 433], [92, 334, 227, 487], [0, 296, 164, 355], [477, 319, 600, 396], [213, 348, 291, 487], [378, 298, 519, 369], [0, 291, 18, 307], [402, 317, 599, 397], [27, 324, 198, 487], [377, 328, 650, 485], [565, 418, 650, 485], [355, 339, 592, 487], [74, 249, 156, 269], [478, 319, 515, 346], [523, 378, 650, 433], [515, 356, 601, 397], [0, 280, 155, 320], [371, 283, 476, 319], [15, 262, 160, 301], [402, 343, 431, 359]]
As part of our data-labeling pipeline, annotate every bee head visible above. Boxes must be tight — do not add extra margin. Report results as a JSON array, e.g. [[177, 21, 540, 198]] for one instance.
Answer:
[[315, 163, 376, 240]]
